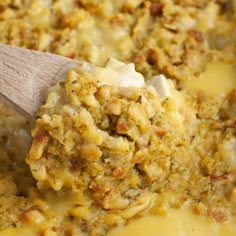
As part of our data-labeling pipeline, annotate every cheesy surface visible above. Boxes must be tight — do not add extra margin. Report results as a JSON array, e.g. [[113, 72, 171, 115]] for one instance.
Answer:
[[0, 0, 235, 236]]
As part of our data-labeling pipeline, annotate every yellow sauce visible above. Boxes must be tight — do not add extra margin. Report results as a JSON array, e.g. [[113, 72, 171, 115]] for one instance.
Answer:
[[1, 209, 235, 236], [107, 209, 236, 236], [0, 226, 36, 236], [181, 62, 236, 96]]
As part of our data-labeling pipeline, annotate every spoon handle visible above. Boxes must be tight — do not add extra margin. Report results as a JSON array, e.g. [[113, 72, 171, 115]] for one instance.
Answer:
[[0, 43, 81, 119]]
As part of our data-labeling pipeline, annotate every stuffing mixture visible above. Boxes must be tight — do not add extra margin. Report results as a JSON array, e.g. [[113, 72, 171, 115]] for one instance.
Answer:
[[0, 0, 235, 235]]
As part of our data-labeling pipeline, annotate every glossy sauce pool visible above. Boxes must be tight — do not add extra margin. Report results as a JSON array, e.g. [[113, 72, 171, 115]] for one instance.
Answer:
[[107, 208, 236, 236], [181, 61, 236, 97]]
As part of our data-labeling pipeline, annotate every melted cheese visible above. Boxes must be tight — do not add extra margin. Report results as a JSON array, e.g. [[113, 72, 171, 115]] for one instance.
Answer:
[[0, 226, 36, 236], [107, 208, 236, 236], [181, 62, 236, 97], [74, 14, 133, 67], [0, 209, 235, 236]]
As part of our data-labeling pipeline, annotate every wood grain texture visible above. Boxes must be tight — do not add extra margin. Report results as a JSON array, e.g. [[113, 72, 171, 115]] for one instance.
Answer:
[[0, 43, 88, 119]]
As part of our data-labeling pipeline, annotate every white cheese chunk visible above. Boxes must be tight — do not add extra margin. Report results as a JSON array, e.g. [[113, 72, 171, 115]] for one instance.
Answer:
[[148, 74, 196, 125], [95, 58, 145, 88], [147, 74, 172, 98], [148, 74, 184, 108]]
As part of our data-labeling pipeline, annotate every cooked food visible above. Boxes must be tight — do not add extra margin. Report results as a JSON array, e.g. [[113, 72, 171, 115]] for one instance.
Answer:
[[0, 0, 235, 235]]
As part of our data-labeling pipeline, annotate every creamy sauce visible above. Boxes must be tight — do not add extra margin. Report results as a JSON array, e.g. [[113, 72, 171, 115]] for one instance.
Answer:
[[181, 62, 236, 96], [0, 226, 36, 236], [107, 209, 236, 236], [75, 16, 133, 66], [1, 209, 235, 236]]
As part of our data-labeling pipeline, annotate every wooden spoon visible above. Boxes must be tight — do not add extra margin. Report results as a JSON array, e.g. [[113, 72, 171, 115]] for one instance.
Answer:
[[0, 43, 90, 119]]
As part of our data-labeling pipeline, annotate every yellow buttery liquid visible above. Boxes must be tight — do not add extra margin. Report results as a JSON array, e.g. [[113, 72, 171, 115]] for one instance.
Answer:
[[181, 62, 236, 97], [107, 209, 236, 236], [0, 209, 235, 236], [0, 226, 36, 236]]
